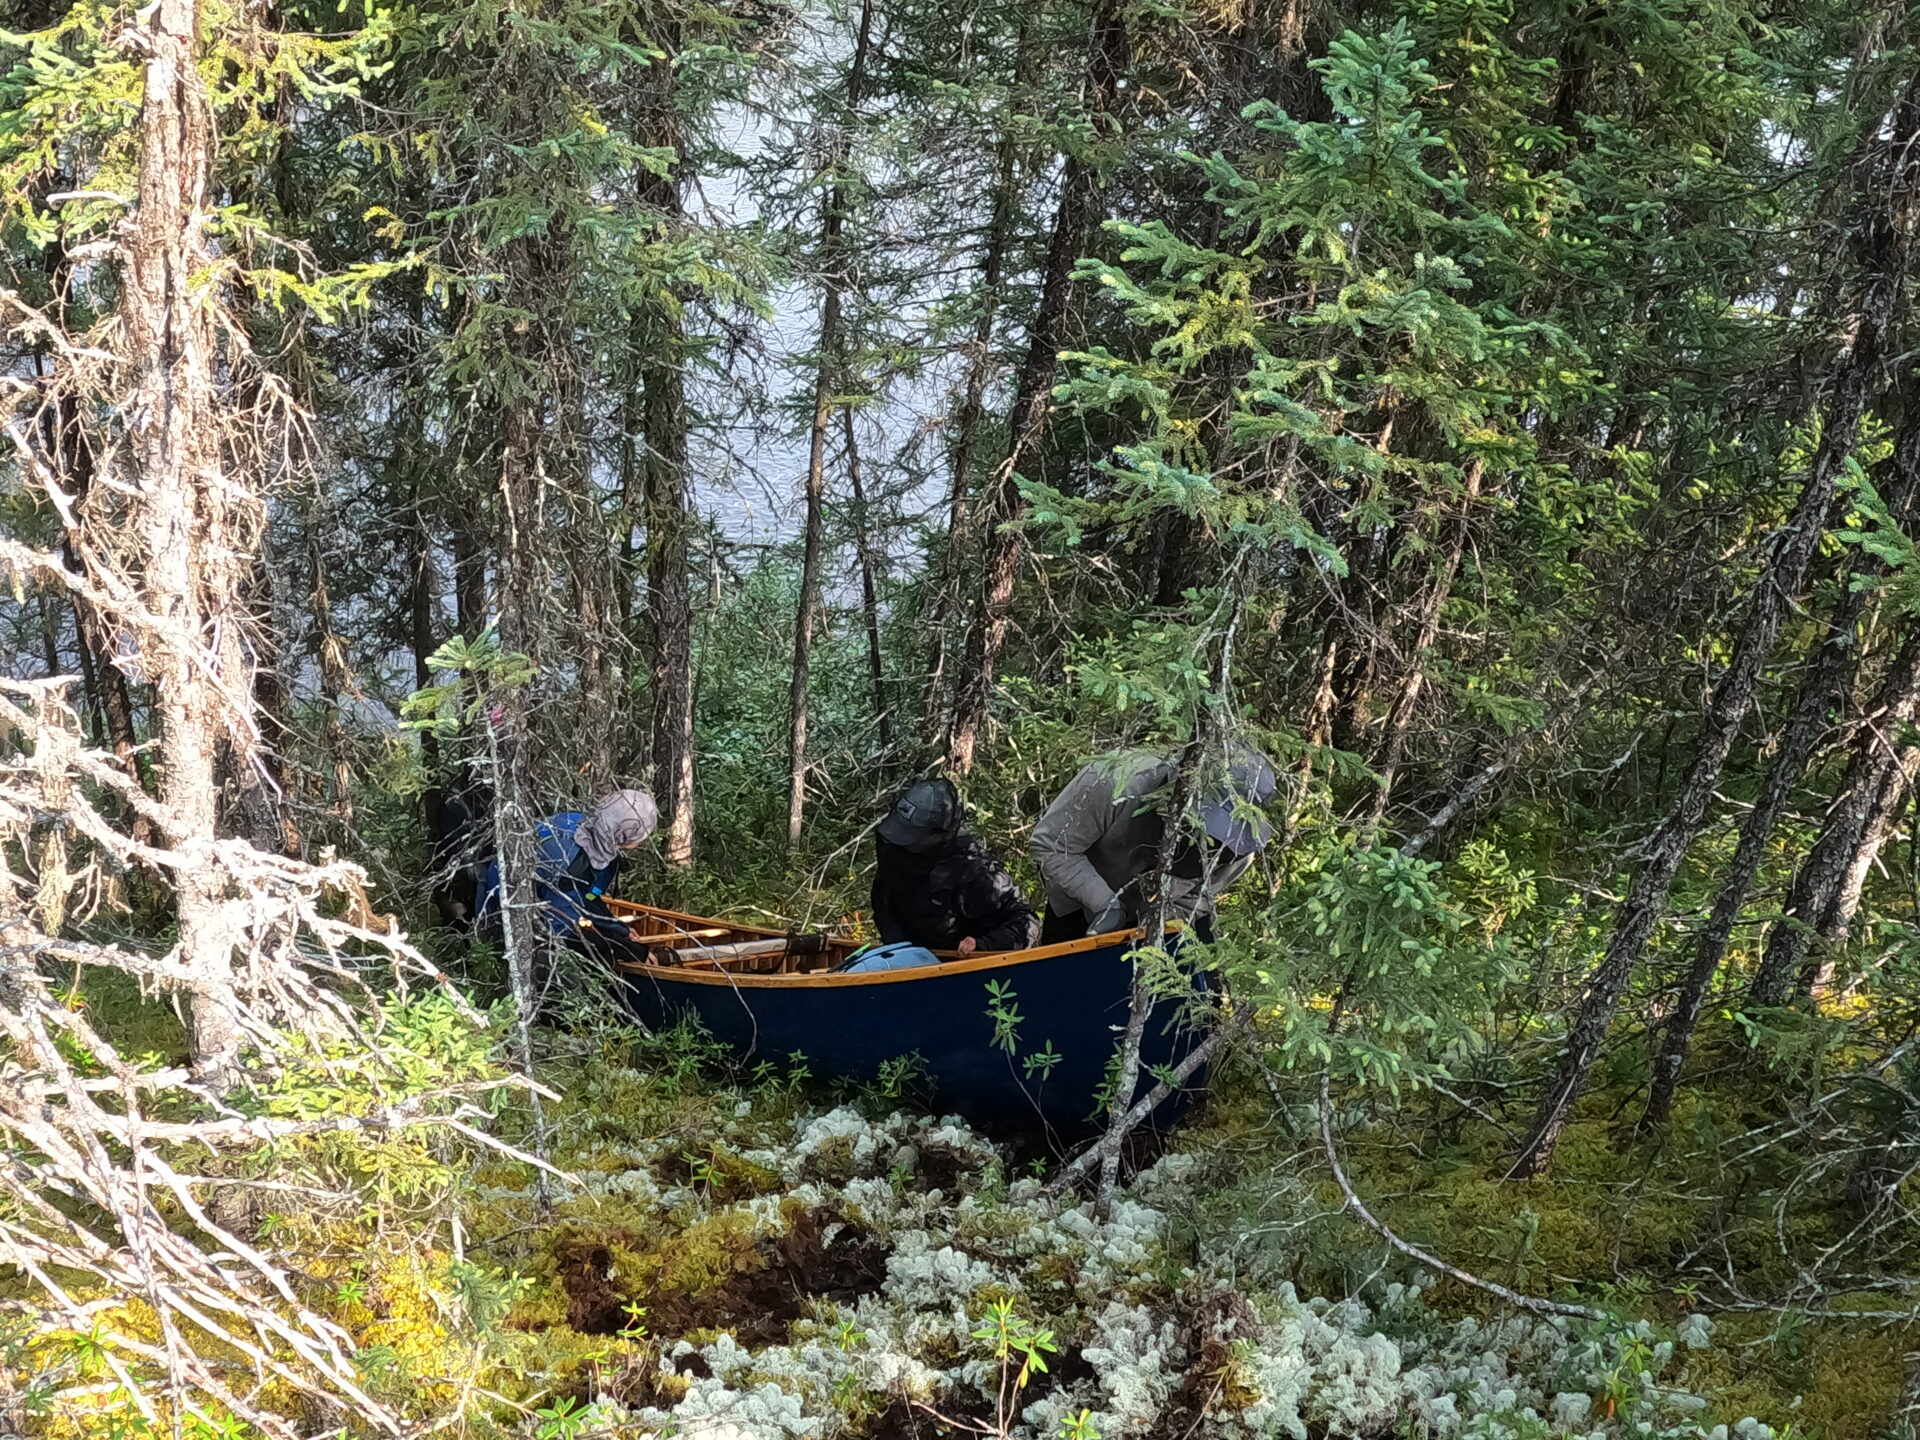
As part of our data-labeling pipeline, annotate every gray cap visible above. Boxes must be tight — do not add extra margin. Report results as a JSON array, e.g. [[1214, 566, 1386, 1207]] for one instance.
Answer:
[[878, 779, 961, 850], [1198, 750, 1277, 856]]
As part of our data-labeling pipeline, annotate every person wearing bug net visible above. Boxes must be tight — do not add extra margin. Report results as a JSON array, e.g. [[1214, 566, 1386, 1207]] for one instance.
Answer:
[[1029, 747, 1277, 945], [475, 788, 660, 965]]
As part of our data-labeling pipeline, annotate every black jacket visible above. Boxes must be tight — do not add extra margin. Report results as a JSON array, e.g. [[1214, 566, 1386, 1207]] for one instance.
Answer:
[[872, 833, 1038, 952]]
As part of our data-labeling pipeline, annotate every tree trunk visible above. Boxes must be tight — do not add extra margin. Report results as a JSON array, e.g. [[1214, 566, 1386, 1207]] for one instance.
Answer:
[[1365, 457, 1484, 828], [637, 25, 697, 868], [491, 389, 549, 1152], [1510, 447, 1861, 1175], [66, 595, 105, 742], [923, 37, 1024, 737], [788, 310, 835, 848], [844, 408, 892, 755], [452, 505, 487, 639], [35, 593, 63, 683], [1817, 747, 1920, 988], [120, 0, 253, 1082], [1509, 69, 1920, 1176], [39, 187, 149, 807], [1739, 70, 1920, 1007], [407, 503, 443, 797], [944, 0, 1126, 775], [1640, 589, 1868, 1117], [643, 349, 696, 866], [1644, 414, 1920, 1124], [308, 533, 355, 824], [787, 0, 873, 847], [406, 503, 448, 866], [1748, 628, 1920, 1005], [47, 395, 149, 828]]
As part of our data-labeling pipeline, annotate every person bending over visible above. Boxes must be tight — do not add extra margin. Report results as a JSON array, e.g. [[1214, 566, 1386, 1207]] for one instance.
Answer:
[[871, 779, 1037, 956], [478, 789, 659, 963], [1029, 748, 1276, 944]]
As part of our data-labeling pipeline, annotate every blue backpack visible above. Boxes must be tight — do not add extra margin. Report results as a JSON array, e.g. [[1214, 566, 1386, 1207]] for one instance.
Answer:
[[839, 942, 941, 973]]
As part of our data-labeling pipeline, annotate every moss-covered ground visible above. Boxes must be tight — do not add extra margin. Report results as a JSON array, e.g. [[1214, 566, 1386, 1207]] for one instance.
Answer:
[[16, 974, 1915, 1438]]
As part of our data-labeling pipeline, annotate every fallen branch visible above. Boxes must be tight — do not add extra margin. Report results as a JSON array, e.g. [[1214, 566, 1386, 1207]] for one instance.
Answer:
[[1316, 1071, 1607, 1322], [1049, 1007, 1251, 1194]]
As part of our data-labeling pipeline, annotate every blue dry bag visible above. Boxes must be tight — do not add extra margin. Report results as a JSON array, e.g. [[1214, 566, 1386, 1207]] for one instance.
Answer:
[[840, 942, 941, 973]]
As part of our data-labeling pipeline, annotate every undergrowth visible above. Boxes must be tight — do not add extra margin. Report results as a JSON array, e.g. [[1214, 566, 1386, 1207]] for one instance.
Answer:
[[6, 982, 1903, 1438]]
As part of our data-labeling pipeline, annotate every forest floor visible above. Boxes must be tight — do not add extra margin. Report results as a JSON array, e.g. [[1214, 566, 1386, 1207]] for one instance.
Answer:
[[69, 970, 1908, 1440]]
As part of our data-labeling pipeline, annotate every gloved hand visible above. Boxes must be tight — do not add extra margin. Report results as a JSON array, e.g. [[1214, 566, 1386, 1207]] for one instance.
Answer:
[[1086, 898, 1129, 936]]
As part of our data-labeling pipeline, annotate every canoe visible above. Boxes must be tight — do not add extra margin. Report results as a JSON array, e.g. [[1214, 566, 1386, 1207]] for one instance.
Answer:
[[606, 900, 1212, 1137]]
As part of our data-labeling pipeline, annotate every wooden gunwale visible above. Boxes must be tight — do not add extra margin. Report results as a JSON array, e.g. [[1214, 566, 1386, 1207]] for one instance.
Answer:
[[603, 898, 1174, 988]]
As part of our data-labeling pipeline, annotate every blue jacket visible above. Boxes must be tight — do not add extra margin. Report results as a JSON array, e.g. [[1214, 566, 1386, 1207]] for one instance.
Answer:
[[476, 811, 622, 939]]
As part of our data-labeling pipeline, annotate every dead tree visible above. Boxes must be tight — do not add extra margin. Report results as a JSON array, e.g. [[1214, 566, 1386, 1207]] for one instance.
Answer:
[[0, 678, 546, 1438], [116, 0, 270, 1080], [637, 17, 698, 867]]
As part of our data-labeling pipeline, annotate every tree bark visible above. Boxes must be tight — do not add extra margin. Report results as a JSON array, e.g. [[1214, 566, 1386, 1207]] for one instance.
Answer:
[[637, 24, 697, 867], [1509, 69, 1920, 1176], [307, 532, 355, 824], [120, 0, 254, 1081], [451, 504, 487, 639], [788, 302, 836, 848], [643, 346, 695, 866], [1644, 415, 1920, 1124], [1748, 628, 1920, 1006], [66, 594, 106, 743], [35, 591, 62, 680], [787, 0, 873, 847], [944, 0, 1126, 775], [844, 408, 892, 755], [1640, 590, 1867, 1117]]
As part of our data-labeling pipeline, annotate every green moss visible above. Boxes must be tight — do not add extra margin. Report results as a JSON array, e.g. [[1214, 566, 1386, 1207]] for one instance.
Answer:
[[1176, 1055, 1917, 1439], [1679, 1314, 1907, 1440], [652, 1210, 765, 1295], [806, 1134, 860, 1184]]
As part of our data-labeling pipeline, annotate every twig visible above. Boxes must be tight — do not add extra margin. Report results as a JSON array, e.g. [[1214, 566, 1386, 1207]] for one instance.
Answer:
[[1400, 671, 1600, 860], [1049, 1008, 1251, 1194], [1316, 1071, 1608, 1322]]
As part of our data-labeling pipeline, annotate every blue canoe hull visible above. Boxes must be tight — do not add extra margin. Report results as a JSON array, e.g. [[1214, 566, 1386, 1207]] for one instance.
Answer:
[[615, 919, 1211, 1137]]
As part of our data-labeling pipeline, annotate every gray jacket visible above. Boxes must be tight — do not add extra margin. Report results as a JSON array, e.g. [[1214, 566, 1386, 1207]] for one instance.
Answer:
[[1029, 752, 1252, 924]]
